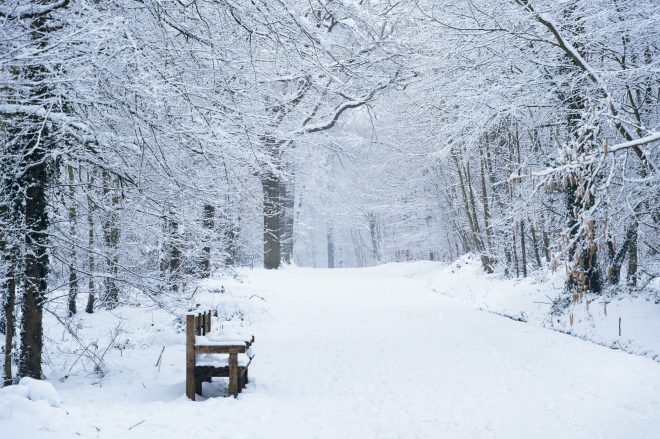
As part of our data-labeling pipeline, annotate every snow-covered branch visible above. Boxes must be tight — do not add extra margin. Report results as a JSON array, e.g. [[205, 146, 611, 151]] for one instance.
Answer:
[[290, 72, 400, 137], [0, 0, 69, 19], [609, 132, 660, 154]]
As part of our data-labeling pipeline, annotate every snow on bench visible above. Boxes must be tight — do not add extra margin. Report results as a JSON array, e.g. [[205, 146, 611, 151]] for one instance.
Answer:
[[186, 310, 255, 400]]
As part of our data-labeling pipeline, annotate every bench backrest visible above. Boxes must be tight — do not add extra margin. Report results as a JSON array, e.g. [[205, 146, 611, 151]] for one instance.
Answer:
[[186, 310, 212, 347]]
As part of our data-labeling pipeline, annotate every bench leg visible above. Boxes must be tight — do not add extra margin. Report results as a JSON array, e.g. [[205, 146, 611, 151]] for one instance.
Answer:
[[195, 377, 203, 396], [186, 315, 196, 401], [186, 359, 196, 401], [228, 353, 239, 397]]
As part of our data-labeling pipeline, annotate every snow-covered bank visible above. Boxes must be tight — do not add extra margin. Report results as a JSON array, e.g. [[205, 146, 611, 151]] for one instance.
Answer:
[[1, 264, 659, 438], [426, 254, 660, 361]]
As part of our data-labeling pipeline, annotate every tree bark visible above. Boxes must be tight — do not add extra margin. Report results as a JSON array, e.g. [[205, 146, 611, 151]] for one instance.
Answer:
[[1, 235, 16, 386], [160, 211, 181, 291], [479, 150, 493, 249], [519, 219, 527, 277], [512, 229, 520, 278], [626, 221, 638, 287], [262, 171, 281, 269], [200, 204, 214, 277], [102, 171, 120, 308], [280, 176, 295, 265], [85, 171, 95, 314], [540, 213, 551, 263], [168, 217, 181, 291], [529, 218, 543, 268], [18, 130, 49, 380], [67, 164, 78, 316]]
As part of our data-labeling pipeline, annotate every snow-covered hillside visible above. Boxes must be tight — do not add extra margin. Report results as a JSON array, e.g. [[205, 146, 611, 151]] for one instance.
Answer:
[[2, 265, 659, 438]]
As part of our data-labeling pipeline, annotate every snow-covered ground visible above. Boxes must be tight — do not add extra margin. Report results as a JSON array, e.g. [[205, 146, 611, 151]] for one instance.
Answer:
[[428, 254, 660, 360], [2, 264, 660, 438]]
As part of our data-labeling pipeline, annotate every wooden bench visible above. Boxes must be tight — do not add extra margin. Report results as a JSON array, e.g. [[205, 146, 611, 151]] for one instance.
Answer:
[[186, 310, 255, 400]]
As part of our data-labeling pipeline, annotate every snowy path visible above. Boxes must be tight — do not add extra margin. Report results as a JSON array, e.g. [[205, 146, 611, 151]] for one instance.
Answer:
[[237, 267, 660, 438], [5, 265, 660, 438]]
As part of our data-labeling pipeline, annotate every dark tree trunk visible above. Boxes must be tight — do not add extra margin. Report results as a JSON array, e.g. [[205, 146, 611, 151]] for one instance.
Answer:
[[200, 204, 214, 277], [68, 269, 78, 317], [519, 219, 527, 277], [479, 153, 492, 249], [512, 232, 520, 278], [626, 221, 638, 287], [529, 219, 543, 268], [607, 223, 636, 285], [169, 218, 181, 291], [280, 177, 295, 265], [540, 213, 551, 263], [19, 135, 49, 380], [1, 241, 16, 386], [262, 172, 281, 269], [18, 23, 53, 377], [85, 171, 95, 314], [160, 213, 181, 291], [67, 165, 78, 316], [102, 171, 120, 308]]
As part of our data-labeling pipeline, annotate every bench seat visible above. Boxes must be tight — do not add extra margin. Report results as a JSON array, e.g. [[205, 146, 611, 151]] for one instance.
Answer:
[[195, 352, 252, 367]]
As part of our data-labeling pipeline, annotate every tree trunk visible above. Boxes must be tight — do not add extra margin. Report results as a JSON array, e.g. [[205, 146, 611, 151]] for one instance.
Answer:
[[367, 212, 381, 262], [519, 219, 527, 277], [529, 218, 543, 268], [1, 239, 16, 386], [280, 177, 295, 265], [512, 231, 520, 278], [102, 171, 120, 308], [160, 212, 181, 291], [224, 216, 239, 266], [262, 172, 281, 269], [18, 135, 49, 380], [452, 150, 492, 273], [67, 164, 78, 316], [200, 204, 214, 277], [168, 218, 181, 291], [540, 213, 551, 263], [626, 221, 638, 287], [327, 222, 335, 269], [479, 151, 493, 249], [85, 171, 95, 314]]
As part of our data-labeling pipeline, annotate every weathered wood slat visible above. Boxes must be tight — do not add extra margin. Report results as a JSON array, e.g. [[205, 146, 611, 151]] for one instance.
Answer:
[[195, 344, 247, 354]]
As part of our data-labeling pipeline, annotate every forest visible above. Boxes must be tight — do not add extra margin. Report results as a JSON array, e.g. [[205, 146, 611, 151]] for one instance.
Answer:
[[0, 1, 659, 437]]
